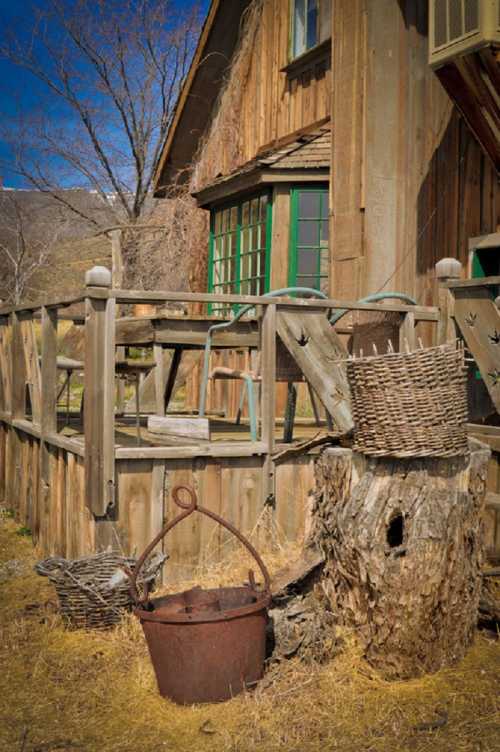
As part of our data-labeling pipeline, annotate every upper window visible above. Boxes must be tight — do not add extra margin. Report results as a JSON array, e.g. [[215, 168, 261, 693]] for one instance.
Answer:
[[291, 0, 331, 60], [209, 193, 271, 314]]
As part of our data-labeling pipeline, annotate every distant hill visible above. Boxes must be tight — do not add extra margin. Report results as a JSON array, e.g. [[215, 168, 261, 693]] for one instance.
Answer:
[[0, 188, 114, 302]]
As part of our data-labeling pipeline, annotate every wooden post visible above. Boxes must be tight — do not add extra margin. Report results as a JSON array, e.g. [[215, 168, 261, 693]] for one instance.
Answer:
[[436, 258, 462, 345], [39, 307, 58, 545], [0, 316, 10, 415], [41, 308, 58, 435], [261, 304, 276, 504], [398, 311, 416, 352], [11, 312, 26, 419], [84, 266, 115, 516], [153, 344, 165, 415], [111, 230, 126, 415]]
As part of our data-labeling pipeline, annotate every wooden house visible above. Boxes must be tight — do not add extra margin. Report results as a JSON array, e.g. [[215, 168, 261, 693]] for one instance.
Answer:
[[154, 0, 499, 305]]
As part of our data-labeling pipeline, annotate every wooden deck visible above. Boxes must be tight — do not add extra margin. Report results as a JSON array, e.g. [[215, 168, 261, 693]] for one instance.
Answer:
[[1, 269, 499, 578]]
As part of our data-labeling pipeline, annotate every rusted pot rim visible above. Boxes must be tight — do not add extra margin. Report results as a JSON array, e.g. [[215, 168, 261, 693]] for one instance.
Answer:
[[135, 593, 270, 625]]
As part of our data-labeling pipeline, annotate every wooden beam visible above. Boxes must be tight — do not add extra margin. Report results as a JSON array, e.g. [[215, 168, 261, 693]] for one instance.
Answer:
[[276, 307, 353, 433], [0, 293, 85, 316], [163, 347, 183, 413], [261, 304, 277, 504], [41, 307, 58, 436], [399, 311, 416, 352], [115, 441, 267, 460], [10, 312, 25, 420], [111, 289, 439, 318], [84, 280, 115, 516], [21, 316, 42, 425], [153, 344, 165, 415]]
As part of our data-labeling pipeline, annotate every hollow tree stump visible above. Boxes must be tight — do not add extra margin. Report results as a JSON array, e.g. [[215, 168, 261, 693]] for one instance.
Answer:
[[311, 441, 490, 678]]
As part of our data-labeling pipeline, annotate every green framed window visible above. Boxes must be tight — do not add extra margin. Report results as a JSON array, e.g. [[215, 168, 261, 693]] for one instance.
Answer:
[[288, 185, 329, 294], [291, 0, 331, 59], [208, 192, 272, 313]]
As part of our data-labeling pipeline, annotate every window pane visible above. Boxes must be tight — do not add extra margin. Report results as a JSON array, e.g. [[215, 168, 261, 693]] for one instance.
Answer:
[[296, 275, 317, 289], [214, 211, 221, 234], [242, 200, 250, 226], [250, 197, 259, 225], [230, 206, 238, 230], [298, 220, 318, 246], [320, 220, 329, 243], [298, 249, 318, 276], [293, 0, 306, 57], [259, 194, 268, 222], [307, 0, 318, 49], [298, 191, 320, 218], [320, 190, 329, 218], [241, 227, 249, 253]]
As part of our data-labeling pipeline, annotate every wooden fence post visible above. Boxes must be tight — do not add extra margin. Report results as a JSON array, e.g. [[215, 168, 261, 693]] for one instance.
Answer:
[[436, 258, 462, 345], [261, 304, 276, 505], [84, 266, 116, 516], [398, 311, 416, 352], [11, 311, 26, 420], [39, 306, 58, 547]]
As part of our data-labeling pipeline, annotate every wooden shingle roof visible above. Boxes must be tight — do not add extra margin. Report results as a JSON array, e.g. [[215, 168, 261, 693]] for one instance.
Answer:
[[193, 122, 331, 205]]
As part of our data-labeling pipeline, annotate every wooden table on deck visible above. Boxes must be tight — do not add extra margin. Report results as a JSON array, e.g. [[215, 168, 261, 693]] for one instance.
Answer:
[[115, 313, 260, 414]]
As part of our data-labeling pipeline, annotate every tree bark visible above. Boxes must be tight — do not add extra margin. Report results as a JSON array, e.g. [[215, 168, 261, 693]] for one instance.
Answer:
[[311, 440, 490, 678]]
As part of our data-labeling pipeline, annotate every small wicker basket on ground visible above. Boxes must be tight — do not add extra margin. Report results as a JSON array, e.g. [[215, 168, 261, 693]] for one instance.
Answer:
[[35, 551, 165, 629], [346, 342, 468, 458]]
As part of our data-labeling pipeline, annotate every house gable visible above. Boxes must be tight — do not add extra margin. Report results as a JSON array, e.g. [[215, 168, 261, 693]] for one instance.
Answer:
[[155, 0, 332, 197]]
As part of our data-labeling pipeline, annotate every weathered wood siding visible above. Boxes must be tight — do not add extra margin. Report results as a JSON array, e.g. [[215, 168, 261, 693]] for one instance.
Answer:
[[192, 0, 331, 191], [331, 0, 499, 303], [0, 419, 316, 581], [115, 454, 315, 582], [0, 424, 94, 558]]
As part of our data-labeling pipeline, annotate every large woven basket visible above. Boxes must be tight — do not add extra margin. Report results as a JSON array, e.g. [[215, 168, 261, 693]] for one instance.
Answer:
[[35, 551, 165, 629], [346, 343, 468, 458]]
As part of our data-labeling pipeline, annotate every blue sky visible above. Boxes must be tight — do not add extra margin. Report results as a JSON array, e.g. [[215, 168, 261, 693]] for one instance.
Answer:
[[0, 0, 209, 188]]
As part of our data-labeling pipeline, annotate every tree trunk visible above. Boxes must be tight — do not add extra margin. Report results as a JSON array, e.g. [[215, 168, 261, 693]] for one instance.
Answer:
[[311, 440, 490, 678]]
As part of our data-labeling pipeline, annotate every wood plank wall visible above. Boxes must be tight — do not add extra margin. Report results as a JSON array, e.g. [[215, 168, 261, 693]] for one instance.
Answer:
[[0, 424, 94, 558], [192, 0, 331, 192], [331, 0, 499, 305], [0, 420, 315, 580]]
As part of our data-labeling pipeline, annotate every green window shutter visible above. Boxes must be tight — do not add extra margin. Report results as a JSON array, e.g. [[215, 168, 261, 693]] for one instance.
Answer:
[[288, 184, 329, 294]]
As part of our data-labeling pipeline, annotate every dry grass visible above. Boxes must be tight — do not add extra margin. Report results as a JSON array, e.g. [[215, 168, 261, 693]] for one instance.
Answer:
[[0, 513, 499, 752]]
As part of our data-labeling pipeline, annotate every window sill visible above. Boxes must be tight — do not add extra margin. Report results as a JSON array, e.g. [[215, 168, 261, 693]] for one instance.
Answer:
[[280, 39, 331, 79]]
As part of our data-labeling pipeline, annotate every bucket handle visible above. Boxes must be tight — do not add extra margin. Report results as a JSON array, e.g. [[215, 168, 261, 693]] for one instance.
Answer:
[[129, 485, 271, 607]]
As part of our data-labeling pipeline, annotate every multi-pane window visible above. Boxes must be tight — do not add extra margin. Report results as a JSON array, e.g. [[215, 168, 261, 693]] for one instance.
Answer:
[[289, 186, 329, 294], [209, 193, 271, 313], [291, 0, 331, 59]]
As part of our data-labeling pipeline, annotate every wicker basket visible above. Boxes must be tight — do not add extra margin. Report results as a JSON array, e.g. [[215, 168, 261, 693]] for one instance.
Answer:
[[35, 551, 165, 629], [346, 343, 468, 458]]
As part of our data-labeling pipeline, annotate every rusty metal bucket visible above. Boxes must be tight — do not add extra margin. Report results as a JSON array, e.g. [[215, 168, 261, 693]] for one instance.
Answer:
[[129, 485, 271, 704]]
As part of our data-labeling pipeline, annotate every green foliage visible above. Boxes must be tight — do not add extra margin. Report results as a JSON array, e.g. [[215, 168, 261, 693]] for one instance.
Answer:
[[15, 526, 32, 537]]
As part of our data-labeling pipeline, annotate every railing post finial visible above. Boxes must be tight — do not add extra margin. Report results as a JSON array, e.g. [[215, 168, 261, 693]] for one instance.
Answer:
[[85, 265, 112, 288], [435, 258, 462, 281]]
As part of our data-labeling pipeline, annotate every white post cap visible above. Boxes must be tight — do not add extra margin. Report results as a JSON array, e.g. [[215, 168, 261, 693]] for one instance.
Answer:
[[85, 265, 112, 288], [435, 258, 462, 280]]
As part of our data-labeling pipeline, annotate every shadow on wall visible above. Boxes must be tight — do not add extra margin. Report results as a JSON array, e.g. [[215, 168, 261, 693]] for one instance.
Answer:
[[396, 0, 428, 36], [416, 110, 499, 299]]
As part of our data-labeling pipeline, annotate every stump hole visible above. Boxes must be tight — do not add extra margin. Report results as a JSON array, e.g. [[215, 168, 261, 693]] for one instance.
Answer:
[[387, 513, 404, 548]]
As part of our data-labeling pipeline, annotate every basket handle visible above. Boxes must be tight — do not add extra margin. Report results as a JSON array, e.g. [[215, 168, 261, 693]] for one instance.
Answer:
[[129, 485, 271, 607]]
